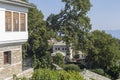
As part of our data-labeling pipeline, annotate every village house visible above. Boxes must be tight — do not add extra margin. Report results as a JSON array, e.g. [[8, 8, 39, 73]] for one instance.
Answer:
[[0, 0, 33, 79], [51, 41, 73, 59], [50, 39, 85, 62]]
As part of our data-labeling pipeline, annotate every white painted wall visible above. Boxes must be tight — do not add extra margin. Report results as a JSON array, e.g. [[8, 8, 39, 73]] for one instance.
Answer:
[[53, 45, 73, 59], [0, 3, 28, 44], [53, 45, 67, 53]]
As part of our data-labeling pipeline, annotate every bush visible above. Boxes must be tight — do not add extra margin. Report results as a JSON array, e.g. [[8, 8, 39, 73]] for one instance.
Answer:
[[64, 64, 81, 72], [32, 69, 84, 80], [53, 53, 64, 66], [91, 69, 104, 75]]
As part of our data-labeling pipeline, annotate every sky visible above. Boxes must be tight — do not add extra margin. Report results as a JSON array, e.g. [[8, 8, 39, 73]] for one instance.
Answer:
[[29, 0, 120, 30]]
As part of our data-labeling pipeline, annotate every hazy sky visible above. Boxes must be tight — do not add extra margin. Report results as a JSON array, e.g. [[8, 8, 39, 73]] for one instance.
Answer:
[[29, 0, 120, 30]]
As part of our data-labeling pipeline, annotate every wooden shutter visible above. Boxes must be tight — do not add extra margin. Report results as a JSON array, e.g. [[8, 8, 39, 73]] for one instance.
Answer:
[[4, 52, 9, 64], [4, 51, 11, 64], [20, 13, 26, 31], [5, 11, 12, 31], [13, 12, 19, 31]]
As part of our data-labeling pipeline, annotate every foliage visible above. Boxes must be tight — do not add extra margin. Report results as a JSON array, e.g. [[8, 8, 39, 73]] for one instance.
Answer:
[[74, 53, 80, 59], [23, 0, 92, 69], [91, 69, 104, 75], [13, 74, 27, 80], [53, 53, 64, 66], [86, 30, 120, 79], [107, 66, 120, 79], [86, 30, 120, 69], [21, 0, 27, 2], [64, 64, 81, 72], [22, 7, 54, 69], [28, 8, 48, 57], [32, 69, 84, 80], [47, 0, 91, 57], [22, 1, 120, 79], [33, 53, 53, 69]]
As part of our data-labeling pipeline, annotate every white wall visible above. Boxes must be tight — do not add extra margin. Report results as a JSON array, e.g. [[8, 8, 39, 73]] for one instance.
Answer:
[[53, 45, 73, 59], [0, 3, 28, 44], [53, 45, 67, 53]]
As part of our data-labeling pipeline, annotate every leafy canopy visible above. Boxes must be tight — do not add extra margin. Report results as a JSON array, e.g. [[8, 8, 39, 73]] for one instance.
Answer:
[[47, 0, 92, 57], [86, 30, 120, 70]]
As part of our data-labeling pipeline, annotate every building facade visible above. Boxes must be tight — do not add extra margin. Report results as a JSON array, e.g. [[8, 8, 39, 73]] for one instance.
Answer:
[[0, 0, 33, 79], [52, 41, 85, 61], [52, 41, 73, 59]]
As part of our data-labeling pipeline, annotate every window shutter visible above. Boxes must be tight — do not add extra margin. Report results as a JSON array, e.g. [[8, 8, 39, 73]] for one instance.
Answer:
[[20, 13, 26, 31], [4, 51, 11, 64], [5, 11, 12, 31], [4, 52, 9, 64], [13, 12, 19, 31]]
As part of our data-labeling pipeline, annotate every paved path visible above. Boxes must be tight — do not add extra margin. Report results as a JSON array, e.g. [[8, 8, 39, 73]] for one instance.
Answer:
[[81, 69, 111, 80]]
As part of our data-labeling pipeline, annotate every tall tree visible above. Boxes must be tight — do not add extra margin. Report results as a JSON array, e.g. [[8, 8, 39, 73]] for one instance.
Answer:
[[47, 0, 91, 57], [86, 30, 120, 71], [23, 7, 53, 68]]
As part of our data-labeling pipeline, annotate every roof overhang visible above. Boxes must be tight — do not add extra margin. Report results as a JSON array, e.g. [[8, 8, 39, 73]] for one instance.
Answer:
[[0, 0, 34, 8]]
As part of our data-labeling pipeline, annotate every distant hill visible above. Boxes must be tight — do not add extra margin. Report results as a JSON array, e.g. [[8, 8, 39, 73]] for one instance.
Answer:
[[105, 30, 120, 39]]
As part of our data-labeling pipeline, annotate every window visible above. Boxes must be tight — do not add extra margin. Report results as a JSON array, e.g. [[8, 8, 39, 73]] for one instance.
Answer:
[[20, 13, 26, 31], [4, 51, 11, 64], [5, 11, 12, 31], [55, 48, 57, 50], [13, 12, 19, 31], [62, 48, 64, 50], [5, 11, 26, 32], [58, 48, 60, 50]]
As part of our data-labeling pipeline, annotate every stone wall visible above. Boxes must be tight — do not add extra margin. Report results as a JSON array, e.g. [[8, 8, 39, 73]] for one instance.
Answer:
[[17, 68, 33, 78], [0, 45, 22, 79], [4, 68, 33, 80]]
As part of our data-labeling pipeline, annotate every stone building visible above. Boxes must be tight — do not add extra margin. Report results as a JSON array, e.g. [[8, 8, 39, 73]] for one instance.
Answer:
[[52, 41, 73, 59], [0, 0, 33, 79], [51, 41, 85, 61]]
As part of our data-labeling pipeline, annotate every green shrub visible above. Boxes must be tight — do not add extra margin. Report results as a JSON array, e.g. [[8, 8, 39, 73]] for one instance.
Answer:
[[53, 53, 64, 66], [64, 64, 81, 72], [91, 69, 104, 75], [32, 68, 84, 80]]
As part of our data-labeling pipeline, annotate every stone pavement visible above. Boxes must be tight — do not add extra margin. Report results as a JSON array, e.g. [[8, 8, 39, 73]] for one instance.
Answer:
[[81, 69, 111, 80]]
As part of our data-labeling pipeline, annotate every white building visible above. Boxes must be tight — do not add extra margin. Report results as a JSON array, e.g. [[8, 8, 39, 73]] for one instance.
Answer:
[[51, 40, 85, 61], [52, 41, 73, 59], [0, 0, 33, 79], [0, 0, 31, 45]]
